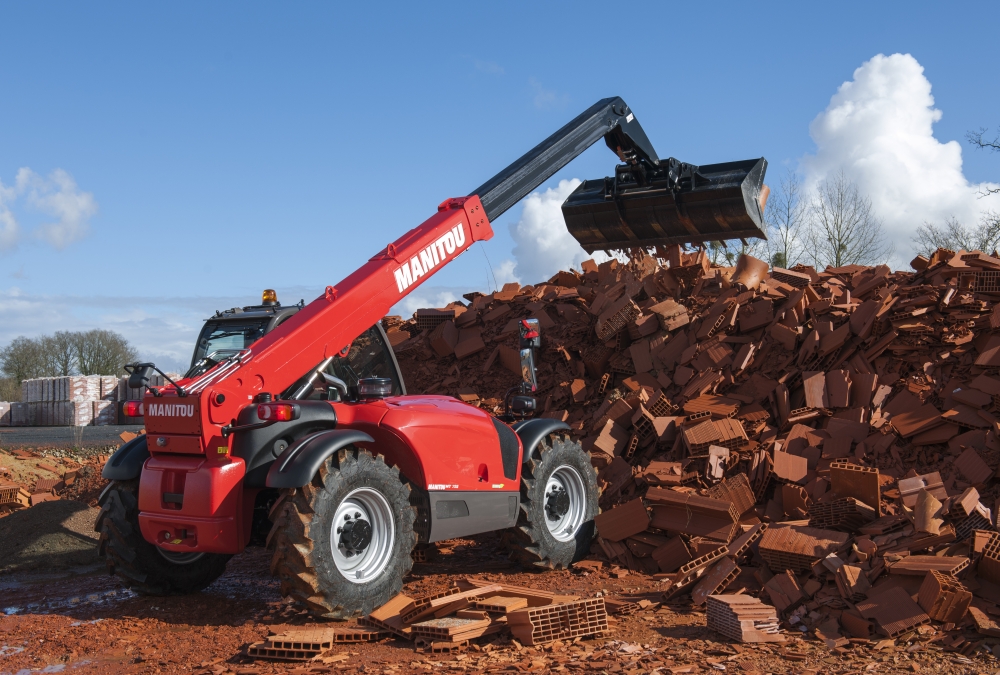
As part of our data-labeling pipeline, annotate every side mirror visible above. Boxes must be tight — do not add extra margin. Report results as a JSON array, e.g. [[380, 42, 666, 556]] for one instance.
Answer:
[[510, 396, 536, 413], [126, 363, 156, 391], [519, 348, 538, 392]]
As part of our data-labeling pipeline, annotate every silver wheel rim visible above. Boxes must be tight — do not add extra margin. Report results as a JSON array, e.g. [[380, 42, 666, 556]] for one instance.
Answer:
[[156, 548, 206, 565], [544, 465, 586, 542], [331, 487, 395, 584]]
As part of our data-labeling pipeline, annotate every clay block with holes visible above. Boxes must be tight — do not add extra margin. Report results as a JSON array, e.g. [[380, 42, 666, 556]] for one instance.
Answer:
[[647, 488, 740, 542], [402, 585, 502, 624], [705, 473, 756, 515], [898, 472, 947, 508], [596, 296, 640, 341], [856, 586, 930, 638], [887, 555, 969, 576], [706, 595, 785, 643], [594, 497, 650, 542], [682, 418, 748, 457], [763, 570, 804, 613], [457, 578, 558, 607], [758, 524, 849, 573], [977, 532, 1000, 584], [802, 371, 828, 408], [361, 593, 417, 637], [472, 595, 528, 613], [507, 598, 608, 646], [954, 447, 993, 485], [807, 497, 877, 531], [829, 461, 881, 513], [415, 308, 456, 331], [410, 615, 491, 642], [652, 536, 692, 573], [727, 523, 767, 560], [917, 570, 971, 622], [691, 557, 740, 606], [429, 320, 459, 357]]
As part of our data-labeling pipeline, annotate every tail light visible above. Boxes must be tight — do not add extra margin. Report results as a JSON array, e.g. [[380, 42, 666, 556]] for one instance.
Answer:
[[123, 401, 144, 417], [358, 377, 393, 398], [258, 402, 300, 421]]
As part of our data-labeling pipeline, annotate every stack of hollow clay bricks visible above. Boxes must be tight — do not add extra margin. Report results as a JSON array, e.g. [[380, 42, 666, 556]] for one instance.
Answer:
[[387, 245, 1000, 645]]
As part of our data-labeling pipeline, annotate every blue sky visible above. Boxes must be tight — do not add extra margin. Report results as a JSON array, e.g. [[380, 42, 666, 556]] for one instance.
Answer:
[[1, 2, 998, 371]]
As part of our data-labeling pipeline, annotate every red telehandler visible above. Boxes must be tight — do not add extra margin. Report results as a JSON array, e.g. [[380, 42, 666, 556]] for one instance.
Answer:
[[97, 97, 769, 618]]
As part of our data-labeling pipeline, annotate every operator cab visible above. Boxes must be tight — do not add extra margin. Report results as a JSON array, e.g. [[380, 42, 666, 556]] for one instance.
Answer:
[[186, 289, 406, 399], [186, 289, 304, 379]]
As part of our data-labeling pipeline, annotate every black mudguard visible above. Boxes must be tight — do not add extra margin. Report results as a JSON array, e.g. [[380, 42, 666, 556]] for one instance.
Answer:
[[514, 419, 571, 460], [102, 434, 150, 480], [266, 429, 375, 488]]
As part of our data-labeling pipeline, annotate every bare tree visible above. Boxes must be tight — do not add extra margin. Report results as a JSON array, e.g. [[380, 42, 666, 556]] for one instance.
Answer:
[[764, 170, 806, 268], [967, 127, 1000, 198], [0, 337, 50, 383], [41, 331, 79, 375], [74, 329, 138, 376], [914, 213, 1000, 256], [803, 171, 893, 269], [706, 238, 768, 267]]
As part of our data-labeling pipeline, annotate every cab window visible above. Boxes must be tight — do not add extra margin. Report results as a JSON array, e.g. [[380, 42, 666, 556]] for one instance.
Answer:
[[286, 325, 404, 400], [326, 326, 403, 395]]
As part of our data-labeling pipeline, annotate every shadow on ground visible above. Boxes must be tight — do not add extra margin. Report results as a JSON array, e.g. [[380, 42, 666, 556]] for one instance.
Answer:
[[0, 500, 101, 572]]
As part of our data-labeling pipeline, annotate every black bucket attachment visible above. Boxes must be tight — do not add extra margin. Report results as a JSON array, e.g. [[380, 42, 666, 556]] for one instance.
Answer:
[[561, 157, 768, 253]]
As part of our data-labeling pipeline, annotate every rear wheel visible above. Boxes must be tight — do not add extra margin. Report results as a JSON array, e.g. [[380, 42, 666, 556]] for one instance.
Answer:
[[505, 433, 599, 568], [266, 447, 416, 619], [95, 480, 231, 595]]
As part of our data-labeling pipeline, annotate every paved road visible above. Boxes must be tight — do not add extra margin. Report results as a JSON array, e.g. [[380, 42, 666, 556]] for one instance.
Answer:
[[0, 425, 144, 448]]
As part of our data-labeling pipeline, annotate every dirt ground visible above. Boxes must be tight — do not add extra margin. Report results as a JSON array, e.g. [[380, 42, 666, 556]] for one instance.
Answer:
[[2, 449, 1000, 675]]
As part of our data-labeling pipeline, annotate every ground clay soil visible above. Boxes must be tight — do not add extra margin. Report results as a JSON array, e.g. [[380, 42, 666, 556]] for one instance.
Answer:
[[1, 531, 997, 675], [0, 500, 101, 573], [1, 449, 998, 674]]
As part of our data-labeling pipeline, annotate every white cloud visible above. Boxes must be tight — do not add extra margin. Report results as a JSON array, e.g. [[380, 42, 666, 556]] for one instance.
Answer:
[[392, 287, 468, 319], [801, 53, 1000, 261], [508, 178, 597, 283], [493, 259, 518, 286], [18, 168, 98, 248], [0, 178, 19, 252], [529, 78, 567, 110]]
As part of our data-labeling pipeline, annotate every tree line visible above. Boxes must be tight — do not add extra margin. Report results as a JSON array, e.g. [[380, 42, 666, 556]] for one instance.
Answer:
[[0, 329, 139, 401]]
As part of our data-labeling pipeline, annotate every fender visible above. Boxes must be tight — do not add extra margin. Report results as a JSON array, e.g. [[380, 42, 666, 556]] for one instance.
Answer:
[[102, 434, 150, 480], [514, 419, 571, 460], [266, 429, 375, 488]]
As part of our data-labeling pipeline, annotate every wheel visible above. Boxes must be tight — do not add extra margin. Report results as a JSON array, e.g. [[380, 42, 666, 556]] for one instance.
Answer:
[[505, 433, 599, 568], [266, 447, 417, 619], [94, 479, 231, 595]]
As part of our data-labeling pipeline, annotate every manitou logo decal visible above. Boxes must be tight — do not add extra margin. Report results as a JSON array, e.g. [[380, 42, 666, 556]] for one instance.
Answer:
[[147, 403, 195, 417], [393, 223, 466, 293]]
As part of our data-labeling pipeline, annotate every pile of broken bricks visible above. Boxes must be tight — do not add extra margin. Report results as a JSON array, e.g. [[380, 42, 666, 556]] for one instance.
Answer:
[[386, 244, 1000, 652], [0, 447, 95, 514], [247, 578, 609, 660]]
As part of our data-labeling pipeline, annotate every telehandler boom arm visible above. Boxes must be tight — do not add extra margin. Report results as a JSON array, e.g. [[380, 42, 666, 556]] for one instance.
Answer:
[[167, 97, 658, 438]]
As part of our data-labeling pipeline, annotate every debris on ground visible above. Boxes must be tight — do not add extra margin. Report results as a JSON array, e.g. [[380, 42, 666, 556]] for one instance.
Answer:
[[385, 244, 1000, 652]]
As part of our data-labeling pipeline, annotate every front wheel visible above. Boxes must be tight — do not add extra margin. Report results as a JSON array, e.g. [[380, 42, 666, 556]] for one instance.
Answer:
[[95, 480, 231, 595], [266, 447, 417, 619], [505, 433, 599, 569]]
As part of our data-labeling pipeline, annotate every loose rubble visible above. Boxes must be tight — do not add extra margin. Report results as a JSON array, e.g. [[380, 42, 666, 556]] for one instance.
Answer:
[[386, 244, 1000, 655]]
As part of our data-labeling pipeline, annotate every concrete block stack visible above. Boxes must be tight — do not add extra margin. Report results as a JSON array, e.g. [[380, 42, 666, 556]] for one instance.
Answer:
[[4, 375, 122, 426], [388, 244, 1000, 646]]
